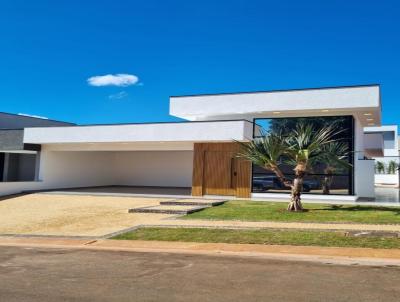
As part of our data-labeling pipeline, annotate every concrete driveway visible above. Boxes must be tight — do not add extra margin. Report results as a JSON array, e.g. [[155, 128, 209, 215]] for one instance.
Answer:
[[0, 193, 175, 237]]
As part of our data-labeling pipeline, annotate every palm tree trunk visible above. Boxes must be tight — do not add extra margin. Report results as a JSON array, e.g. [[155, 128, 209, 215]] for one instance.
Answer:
[[322, 167, 334, 195], [288, 171, 304, 212], [322, 174, 333, 194], [270, 165, 291, 188]]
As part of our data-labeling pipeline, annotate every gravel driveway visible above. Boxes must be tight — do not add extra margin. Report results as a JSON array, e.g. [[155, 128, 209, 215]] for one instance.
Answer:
[[0, 193, 175, 237]]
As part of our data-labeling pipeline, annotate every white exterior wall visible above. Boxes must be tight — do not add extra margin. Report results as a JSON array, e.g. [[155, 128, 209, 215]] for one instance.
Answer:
[[375, 174, 399, 186], [37, 150, 114, 189], [113, 151, 193, 187], [374, 154, 399, 186], [354, 119, 375, 198], [355, 160, 375, 198], [354, 119, 364, 197]]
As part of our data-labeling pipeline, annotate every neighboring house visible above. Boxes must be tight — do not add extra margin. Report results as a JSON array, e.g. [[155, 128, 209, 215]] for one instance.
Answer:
[[364, 125, 399, 187], [0, 85, 387, 201], [0, 112, 74, 188]]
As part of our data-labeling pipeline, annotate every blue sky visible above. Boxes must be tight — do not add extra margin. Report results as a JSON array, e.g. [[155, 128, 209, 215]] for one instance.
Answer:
[[0, 0, 399, 125]]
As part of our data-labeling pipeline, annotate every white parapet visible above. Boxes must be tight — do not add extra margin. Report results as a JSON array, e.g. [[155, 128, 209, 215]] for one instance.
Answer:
[[24, 120, 253, 145]]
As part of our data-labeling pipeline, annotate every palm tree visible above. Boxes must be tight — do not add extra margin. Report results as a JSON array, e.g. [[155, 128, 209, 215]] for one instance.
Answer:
[[237, 123, 350, 212], [375, 161, 386, 174], [320, 142, 350, 194], [387, 160, 398, 174]]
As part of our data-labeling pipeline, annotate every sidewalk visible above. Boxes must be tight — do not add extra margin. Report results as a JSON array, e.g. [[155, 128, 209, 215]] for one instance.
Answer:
[[1, 236, 400, 267]]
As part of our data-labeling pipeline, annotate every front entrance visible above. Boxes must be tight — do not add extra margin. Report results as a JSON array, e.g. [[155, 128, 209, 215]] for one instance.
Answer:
[[192, 143, 251, 198], [203, 151, 237, 195]]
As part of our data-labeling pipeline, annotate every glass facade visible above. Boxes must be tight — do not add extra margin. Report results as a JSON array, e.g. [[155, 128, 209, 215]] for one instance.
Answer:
[[252, 116, 354, 195]]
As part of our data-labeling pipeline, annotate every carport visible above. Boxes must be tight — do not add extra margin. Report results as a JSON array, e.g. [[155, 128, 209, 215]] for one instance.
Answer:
[[19, 120, 253, 197]]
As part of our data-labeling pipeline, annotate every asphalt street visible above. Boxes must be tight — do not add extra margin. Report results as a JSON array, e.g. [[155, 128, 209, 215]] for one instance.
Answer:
[[0, 246, 399, 302]]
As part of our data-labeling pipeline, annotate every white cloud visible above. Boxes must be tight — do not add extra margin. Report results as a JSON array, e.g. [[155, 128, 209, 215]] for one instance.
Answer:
[[108, 91, 128, 100], [87, 74, 139, 87]]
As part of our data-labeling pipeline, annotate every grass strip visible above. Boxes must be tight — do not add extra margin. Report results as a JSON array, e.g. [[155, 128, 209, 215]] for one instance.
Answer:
[[183, 201, 400, 225], [112, 227, 400, 249]]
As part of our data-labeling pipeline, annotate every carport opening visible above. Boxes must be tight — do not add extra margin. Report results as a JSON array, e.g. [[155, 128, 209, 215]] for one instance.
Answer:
[[39, 150, 194, 197]]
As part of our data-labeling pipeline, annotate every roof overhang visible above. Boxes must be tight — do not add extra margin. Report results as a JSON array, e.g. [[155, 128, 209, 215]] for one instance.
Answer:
[[23, 120, 253, 149], [170, 85, 381, 127]]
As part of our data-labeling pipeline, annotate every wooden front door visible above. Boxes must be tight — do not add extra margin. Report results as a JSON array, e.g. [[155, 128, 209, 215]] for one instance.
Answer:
[[192, 143, 251, 198], [203, 151, 237, 196]]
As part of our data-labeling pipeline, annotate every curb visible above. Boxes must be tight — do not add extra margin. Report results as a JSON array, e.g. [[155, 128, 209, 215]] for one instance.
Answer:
[[1, 237, 400, 267]]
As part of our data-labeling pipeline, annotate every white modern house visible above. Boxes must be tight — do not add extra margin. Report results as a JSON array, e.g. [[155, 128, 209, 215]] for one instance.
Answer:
[[0, 84, 388, 202], [364, 125, 399, 187]]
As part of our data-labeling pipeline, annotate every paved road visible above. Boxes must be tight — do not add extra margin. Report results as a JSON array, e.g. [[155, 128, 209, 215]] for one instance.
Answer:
[[0, 246, 399, 302]]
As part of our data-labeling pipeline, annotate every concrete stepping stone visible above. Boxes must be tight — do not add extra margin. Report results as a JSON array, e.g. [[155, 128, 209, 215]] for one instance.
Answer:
[[129, 204, 209, 215], [159, 199, 226, 207]]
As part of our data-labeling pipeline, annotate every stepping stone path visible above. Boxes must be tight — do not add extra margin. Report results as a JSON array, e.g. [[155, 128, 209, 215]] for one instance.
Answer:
[[129, 198, 227, 215]]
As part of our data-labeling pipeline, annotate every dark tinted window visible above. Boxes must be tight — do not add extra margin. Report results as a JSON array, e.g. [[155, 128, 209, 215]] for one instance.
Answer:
[[252, 116, 354, 195]]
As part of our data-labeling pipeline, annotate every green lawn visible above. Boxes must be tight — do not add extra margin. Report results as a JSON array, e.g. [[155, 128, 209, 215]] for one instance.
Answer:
[[183, 201, 400, 224], [112, 227, 400, 249]]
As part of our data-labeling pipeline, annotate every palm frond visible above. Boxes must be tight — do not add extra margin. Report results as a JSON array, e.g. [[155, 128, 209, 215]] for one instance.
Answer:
[[318, 141, 352, 172], [284, 122, 348, 168], [236, 131, 287, 169]]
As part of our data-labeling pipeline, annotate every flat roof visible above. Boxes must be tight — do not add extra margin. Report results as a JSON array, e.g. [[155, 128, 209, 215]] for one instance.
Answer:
[[170, 83, 380, 98], [170, 84, 381, 127]]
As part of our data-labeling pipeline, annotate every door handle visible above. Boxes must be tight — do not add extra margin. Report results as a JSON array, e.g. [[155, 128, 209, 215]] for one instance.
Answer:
[[230, 158, 236, 188]]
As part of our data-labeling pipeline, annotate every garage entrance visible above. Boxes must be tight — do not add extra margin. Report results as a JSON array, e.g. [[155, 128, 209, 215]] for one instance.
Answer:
[[33, 145, 195, 197]]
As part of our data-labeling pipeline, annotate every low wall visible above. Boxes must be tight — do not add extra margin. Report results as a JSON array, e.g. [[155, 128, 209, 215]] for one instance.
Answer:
[[354, 159, 375, 198], [375, 174, 399, 186], [0, 181, 42, 197]]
